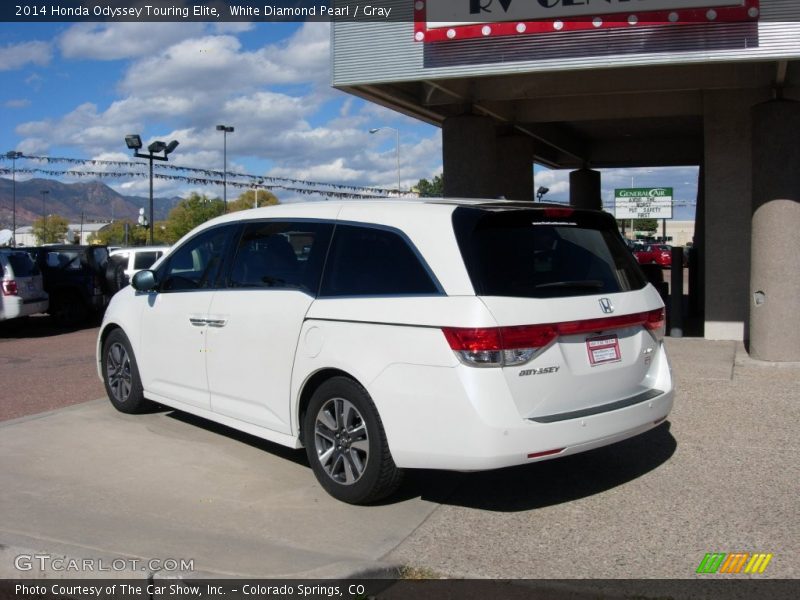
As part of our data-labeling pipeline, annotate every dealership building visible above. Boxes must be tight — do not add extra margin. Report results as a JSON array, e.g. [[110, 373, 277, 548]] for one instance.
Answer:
[[332, 0, 800, 361]]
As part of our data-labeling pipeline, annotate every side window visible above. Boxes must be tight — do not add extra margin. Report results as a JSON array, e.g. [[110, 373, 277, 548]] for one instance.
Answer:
[[228, 221, 333, 294], [133, 251, 161, 270], [161, 227, 232, 292], [320, 225, 439, 297]]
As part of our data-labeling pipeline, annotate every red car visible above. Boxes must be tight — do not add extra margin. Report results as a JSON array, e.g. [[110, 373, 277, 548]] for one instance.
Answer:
[[634, 244, 673, 267]]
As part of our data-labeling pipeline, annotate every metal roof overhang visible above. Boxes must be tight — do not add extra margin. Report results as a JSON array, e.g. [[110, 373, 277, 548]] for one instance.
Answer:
[[336, 59, 799, 169]]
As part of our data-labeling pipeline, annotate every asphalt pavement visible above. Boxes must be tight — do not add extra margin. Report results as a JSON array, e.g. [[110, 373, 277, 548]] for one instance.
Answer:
[[0, 338, 797, 586]]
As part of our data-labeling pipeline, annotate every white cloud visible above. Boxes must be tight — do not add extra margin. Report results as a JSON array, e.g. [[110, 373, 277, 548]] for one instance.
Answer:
[[4, 99, 31, 109], [59, 23, 206, 61], [119, 22, 330, 98], [10, 23, 446, 200], [0, 41, 51, 71]]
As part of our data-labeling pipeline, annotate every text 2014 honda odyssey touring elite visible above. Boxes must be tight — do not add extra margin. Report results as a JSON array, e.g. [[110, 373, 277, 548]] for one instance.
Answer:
[[97, 199, 673, 504]]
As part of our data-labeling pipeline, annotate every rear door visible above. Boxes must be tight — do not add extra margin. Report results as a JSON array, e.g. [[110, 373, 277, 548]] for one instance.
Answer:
[[205, 220, 333, 434], [452, 206, 665, 420]]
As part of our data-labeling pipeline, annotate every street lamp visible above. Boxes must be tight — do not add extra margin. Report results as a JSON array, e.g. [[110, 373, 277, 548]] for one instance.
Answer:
[[216, 125, 234, 212], [369, 127, 400, 193], [124, 134, 179, 244], [40, 190, 49, 242], [536, 186, 550, 202], [5, 151, 23, 246]]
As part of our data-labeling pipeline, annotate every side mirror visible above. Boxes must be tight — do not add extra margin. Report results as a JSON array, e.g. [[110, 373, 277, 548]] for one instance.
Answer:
[[132, 270, 158, 292]]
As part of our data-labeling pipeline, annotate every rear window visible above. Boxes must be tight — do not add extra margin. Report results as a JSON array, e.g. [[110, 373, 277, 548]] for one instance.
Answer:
[[452, 207, 646, 298], [5, 253, 39, 277]]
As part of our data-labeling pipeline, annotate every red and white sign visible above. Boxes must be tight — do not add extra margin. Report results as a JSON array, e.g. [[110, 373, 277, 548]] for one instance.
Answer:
[[414, 0, 760, 42], [586, 334, 622, 366]]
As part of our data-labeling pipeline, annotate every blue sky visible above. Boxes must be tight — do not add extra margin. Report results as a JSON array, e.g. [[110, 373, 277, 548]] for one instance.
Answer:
[[1, 21, 697, 218]]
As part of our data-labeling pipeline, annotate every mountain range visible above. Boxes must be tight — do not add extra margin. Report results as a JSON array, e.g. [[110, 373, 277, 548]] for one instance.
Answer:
[[0, 177, 182, 229]]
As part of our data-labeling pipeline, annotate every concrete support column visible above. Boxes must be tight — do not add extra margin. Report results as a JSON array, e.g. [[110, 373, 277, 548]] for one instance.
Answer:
[[749, 100, 800, 361], [702, 91, 759, 341], [496, 134, 534, 201], [569, 168, 602, 210], [442, 115, 497, 198]]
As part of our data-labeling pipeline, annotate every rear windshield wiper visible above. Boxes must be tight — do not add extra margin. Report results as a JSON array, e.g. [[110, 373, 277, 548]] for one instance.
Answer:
[[534, 280, 604, 289]]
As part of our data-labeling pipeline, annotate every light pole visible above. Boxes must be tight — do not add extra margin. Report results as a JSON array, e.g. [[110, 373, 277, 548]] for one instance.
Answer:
[[216, 125, 234, 211], [5, 151, 22, 246], [125, 134, 179, 244], [369, 127, 400, 193], [40, 190, 49, 243]]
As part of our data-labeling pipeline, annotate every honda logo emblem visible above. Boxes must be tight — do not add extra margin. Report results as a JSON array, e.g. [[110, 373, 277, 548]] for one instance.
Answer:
[[599, 298, 614, 314]]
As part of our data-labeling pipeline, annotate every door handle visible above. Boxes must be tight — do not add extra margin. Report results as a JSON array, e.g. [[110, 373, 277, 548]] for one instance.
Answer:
[[189, 317, 207, 327], [205, 318, 227, 328]]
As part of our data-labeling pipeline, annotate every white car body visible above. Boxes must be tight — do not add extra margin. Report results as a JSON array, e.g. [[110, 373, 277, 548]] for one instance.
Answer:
[[1, 249, 49, 321], [97, 199, 673, 500]]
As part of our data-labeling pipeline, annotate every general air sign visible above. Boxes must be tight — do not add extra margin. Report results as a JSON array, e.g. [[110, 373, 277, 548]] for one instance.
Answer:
[[615, 188, 674, 219]]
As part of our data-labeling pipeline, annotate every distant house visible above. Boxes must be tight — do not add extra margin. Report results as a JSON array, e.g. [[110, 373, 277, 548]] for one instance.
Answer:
[[13, 222, 111, 246]]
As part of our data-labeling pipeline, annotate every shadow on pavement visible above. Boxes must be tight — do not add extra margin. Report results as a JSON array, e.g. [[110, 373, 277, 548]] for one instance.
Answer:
[[162, 406, 676, 512], [0, 314, 102, 339], [396, 422, 677, 512], [165, 409, 311, 468]]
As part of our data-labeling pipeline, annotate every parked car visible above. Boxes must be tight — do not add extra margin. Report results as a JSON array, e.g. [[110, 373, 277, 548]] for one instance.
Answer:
[[97, 200, 673, 504], [0, 249, 49, 322], [110, 246, 170, 284], [633, 243, 673, 267], [24, 244, 117, 325]]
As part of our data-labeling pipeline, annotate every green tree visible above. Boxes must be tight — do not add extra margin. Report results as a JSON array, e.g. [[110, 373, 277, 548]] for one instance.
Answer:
[[32, 214, 69, 244], [414, 174, 444, 197], [633, 218, 658, 234], [228, 189, 279, 212], [162, 193, 224, 244], [88, 220, 150, 246]]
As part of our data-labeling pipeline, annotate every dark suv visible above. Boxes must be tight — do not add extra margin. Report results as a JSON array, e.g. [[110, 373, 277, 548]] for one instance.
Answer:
[[23, 245, 117, 325]]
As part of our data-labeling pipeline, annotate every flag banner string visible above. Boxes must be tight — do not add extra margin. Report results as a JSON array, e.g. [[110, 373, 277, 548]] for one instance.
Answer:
[[0, 167, 399, 201], [1, 153, 399, 195]]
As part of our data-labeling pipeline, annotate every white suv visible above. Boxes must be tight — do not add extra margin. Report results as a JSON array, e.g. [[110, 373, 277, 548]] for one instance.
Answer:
[[97, 199, 673, 504], [1, 249, 49, 322], [109, 246, 170, 281]]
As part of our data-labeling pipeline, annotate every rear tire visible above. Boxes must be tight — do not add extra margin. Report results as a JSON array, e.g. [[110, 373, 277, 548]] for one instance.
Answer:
[[102, 329, 147, 414], [303, 377, 403, 504]]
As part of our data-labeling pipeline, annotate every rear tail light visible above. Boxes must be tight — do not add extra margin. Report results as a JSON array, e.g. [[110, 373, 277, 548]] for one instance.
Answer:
[[443, 307, 667, 367], [2, 280, 19, 296], [442, 325, 557, 367], [644, 307, 666, 341]]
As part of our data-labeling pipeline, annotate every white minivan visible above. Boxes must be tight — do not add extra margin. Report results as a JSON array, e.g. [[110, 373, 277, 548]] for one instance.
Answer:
[[97, 199, 673, 503]]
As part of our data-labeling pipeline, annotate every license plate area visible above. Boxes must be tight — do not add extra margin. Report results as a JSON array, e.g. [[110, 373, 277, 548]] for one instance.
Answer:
[[586, 334, 621, 366]]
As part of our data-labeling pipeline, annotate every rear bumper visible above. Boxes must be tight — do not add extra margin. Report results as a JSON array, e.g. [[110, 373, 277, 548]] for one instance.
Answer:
[[370, 348, 674, 471], [0, 296, 49, 320]]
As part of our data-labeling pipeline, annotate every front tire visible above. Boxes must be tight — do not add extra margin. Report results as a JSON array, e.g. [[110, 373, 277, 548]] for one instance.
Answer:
[[303, 377, 402, 504], [102, 329, 147, 414]]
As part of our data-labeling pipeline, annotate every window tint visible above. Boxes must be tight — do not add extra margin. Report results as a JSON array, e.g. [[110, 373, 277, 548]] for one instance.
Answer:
[[452, 207, 646, 298], [320, 225, 439, 297], [161, 227, 232, 292], [228, 221, 333, 294], [6, 253, 39, 277], [133, 251, 162, 270]]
